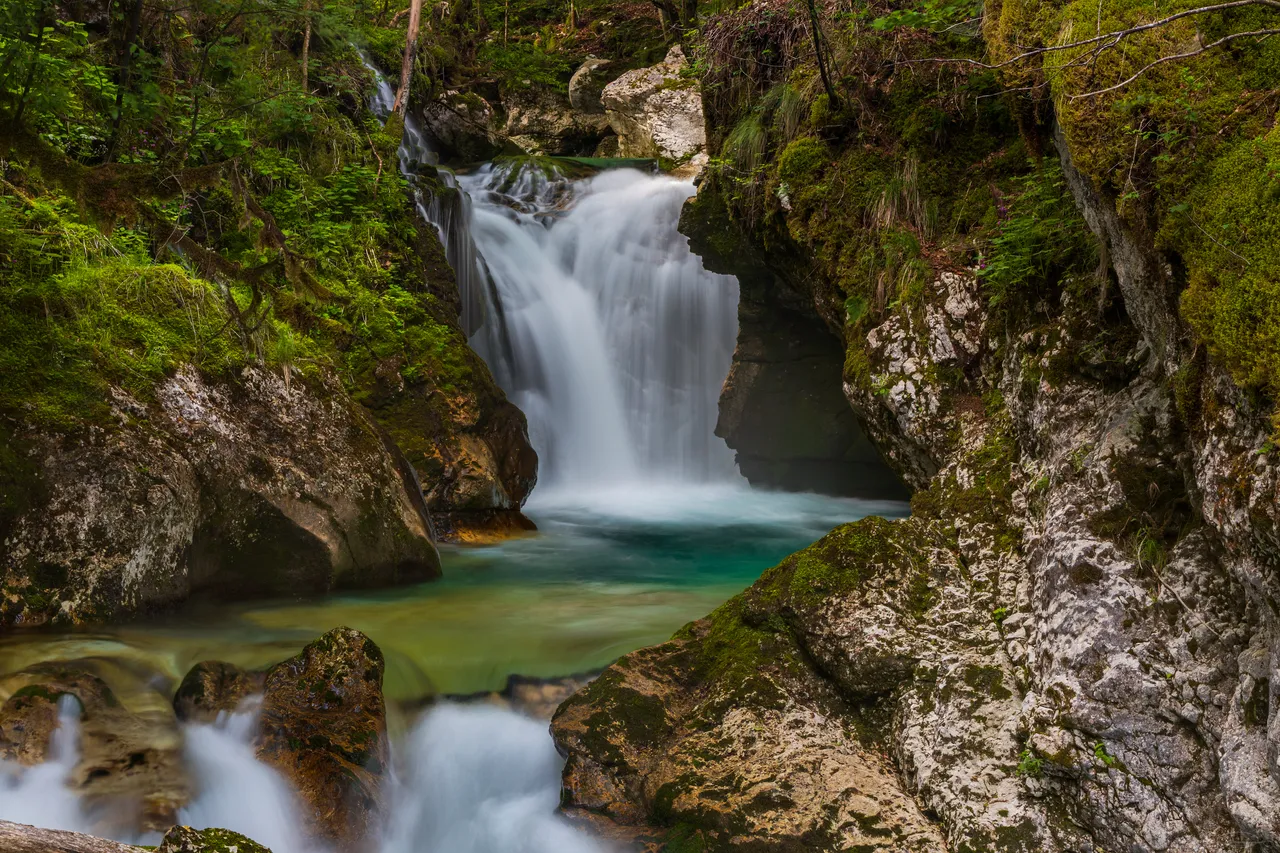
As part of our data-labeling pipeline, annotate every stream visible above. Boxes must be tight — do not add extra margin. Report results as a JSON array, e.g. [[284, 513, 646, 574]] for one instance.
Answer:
[[0, 59, 907, 851]]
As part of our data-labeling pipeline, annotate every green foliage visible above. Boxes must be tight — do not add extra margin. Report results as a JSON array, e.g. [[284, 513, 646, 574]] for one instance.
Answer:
[[777, 135, 830, 186], [476, 41, 574, 91], [977, 159, 1097, 311], [872, 0, 983, 33], [1017, 749, 1044, 778]]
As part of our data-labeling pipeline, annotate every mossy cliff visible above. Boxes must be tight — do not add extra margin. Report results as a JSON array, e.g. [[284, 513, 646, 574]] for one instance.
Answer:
[[555, 0, 1280, 851], [0, 0, 538, 625]]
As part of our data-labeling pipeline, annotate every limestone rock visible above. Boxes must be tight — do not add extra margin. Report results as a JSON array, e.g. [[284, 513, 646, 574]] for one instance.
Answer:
[[172, 662, 264, 724], [500, 85, 609, 156], [254, 628, 388, 851], [1, 366, 440, 627], [601, 46, 707, 174]]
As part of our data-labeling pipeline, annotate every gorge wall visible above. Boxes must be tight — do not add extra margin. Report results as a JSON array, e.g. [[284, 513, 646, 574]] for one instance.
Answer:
[[552, 1, 1280, 851]]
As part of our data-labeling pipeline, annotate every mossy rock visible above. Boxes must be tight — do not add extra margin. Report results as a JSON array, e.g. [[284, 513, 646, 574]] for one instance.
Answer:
[[172, 661, 265, 724], [255, 628, 388, 851], [157, 825, 271, 853]]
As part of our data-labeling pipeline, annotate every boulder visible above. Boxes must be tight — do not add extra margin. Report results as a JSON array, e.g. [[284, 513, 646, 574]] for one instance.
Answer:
[[568, 57, 613, 116], [420, 91, 505, 162], [499, 85, 609, 156], [601, 46, 707, 175], [157, 826, 271, 853], [0, 666, 187, 833], [172, 662, 264, 724], [0, 366, 440, 627], [254, 628, 388, 851]]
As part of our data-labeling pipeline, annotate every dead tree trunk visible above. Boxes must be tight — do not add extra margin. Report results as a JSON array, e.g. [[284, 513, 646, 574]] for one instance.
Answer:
[[0, 820, 142, 853], [392, 0, 424, 116]]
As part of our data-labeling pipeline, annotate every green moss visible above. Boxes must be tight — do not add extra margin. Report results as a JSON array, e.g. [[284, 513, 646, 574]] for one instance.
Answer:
[[777, 136, 831, 187], [1177, 125, 1280, 415]]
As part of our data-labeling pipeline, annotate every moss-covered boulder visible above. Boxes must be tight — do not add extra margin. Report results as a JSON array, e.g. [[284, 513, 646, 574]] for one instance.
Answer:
[[157, 825, 271, 853], [254, 628, 388, 851], [172, 662, 264, 724], [553, 517, 962, 852]]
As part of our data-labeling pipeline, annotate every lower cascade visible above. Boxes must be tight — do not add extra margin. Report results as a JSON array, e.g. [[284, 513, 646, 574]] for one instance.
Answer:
[[1, 698, 603, 853]]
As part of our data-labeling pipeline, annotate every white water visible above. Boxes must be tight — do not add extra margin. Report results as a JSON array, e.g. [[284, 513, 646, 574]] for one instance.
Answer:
[[360, 53, 740, 491], [0, 700, 606, 853]]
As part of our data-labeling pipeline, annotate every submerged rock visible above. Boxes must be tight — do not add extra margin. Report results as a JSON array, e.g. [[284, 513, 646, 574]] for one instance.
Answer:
[[601, 46, 707, 175], [172, 661, 264, 724], [255, 627, 388, 851], [0, 665, 187, 832]]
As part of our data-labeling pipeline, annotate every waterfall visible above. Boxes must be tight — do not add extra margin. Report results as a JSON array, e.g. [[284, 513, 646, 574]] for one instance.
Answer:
[[358, 53, 741, 494], [0, 698, 603, 853]]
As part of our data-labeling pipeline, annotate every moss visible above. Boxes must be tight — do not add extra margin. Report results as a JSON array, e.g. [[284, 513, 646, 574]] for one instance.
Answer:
[[1177, 125, 1280, 414]]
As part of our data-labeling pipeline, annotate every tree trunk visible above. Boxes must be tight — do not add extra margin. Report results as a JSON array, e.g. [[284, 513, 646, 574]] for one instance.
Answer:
[[805, 0, 840, 110], [104, 0, 145, 162], [13, 0, 50, 127], [0, 820, 142, 853], [300, 0, 312, 92], [392, 0, 423, 115]]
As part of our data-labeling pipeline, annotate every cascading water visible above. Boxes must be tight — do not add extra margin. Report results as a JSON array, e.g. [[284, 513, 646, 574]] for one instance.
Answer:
[[459, 165, 740, 489], [0, 699, 605, 853], [359, 54, 741, 492]]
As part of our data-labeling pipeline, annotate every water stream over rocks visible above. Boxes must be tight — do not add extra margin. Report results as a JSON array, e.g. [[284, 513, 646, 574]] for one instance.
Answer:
[[0, 57, 906, 851]]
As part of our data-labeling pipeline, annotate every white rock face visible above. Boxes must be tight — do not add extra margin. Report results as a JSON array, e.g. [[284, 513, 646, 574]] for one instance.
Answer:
[[601, 45, 707, 175]]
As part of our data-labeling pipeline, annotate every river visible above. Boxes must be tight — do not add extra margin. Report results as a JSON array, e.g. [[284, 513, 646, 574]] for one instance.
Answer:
[[0, 59, 906, 851]]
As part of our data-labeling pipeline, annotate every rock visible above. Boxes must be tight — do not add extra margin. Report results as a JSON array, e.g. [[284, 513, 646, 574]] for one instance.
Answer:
[[172, 662, 264, 724], [157, 826, 271, 853], [553, 556, 952, 851], [568, 57, 613, 115], [254, 628, 388, 851], [499, 86, 609, 156], [601, 46, 707, 175], [0, 665, 188, 833], [680, 186, 907, 498], [1, 366, 441, 627], [420, 90, 505, 162]]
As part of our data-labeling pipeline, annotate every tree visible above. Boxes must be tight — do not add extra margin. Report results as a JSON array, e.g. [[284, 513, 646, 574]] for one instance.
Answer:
[[805, 0, 839, 109], [391, 0, 423, 115], [104, 0, 145, 161]]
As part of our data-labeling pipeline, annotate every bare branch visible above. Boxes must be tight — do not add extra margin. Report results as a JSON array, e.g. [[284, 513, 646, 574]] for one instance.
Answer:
[[894, 0, 1280, 71], [1070, 28, 1280, 97]]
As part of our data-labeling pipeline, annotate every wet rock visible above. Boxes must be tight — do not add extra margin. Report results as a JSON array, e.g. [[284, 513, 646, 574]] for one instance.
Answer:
[[172, 662, 264, 724], [2, 366, 440, 627], [255, 628, 388, 851], [553, 532, 954, 851], [601, 46, 706, 175], [0, 665, 187, 832], [157, 825, 271, 853]]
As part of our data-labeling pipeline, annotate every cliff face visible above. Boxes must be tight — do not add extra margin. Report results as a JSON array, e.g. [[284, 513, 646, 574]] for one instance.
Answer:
[[0, 17, 538, 623], [553, 0, 1280, 850]]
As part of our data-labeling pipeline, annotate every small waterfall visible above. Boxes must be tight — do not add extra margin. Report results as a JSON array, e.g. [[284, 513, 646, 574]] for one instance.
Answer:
[[0, 697, 604, 853], [460, 164, 739, 490], [0, 697, 88, 832], [357, 52, 741, 494]]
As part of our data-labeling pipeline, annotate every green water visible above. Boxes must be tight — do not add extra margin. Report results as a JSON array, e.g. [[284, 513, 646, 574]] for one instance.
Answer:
[[0, 485, 906, 700]]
